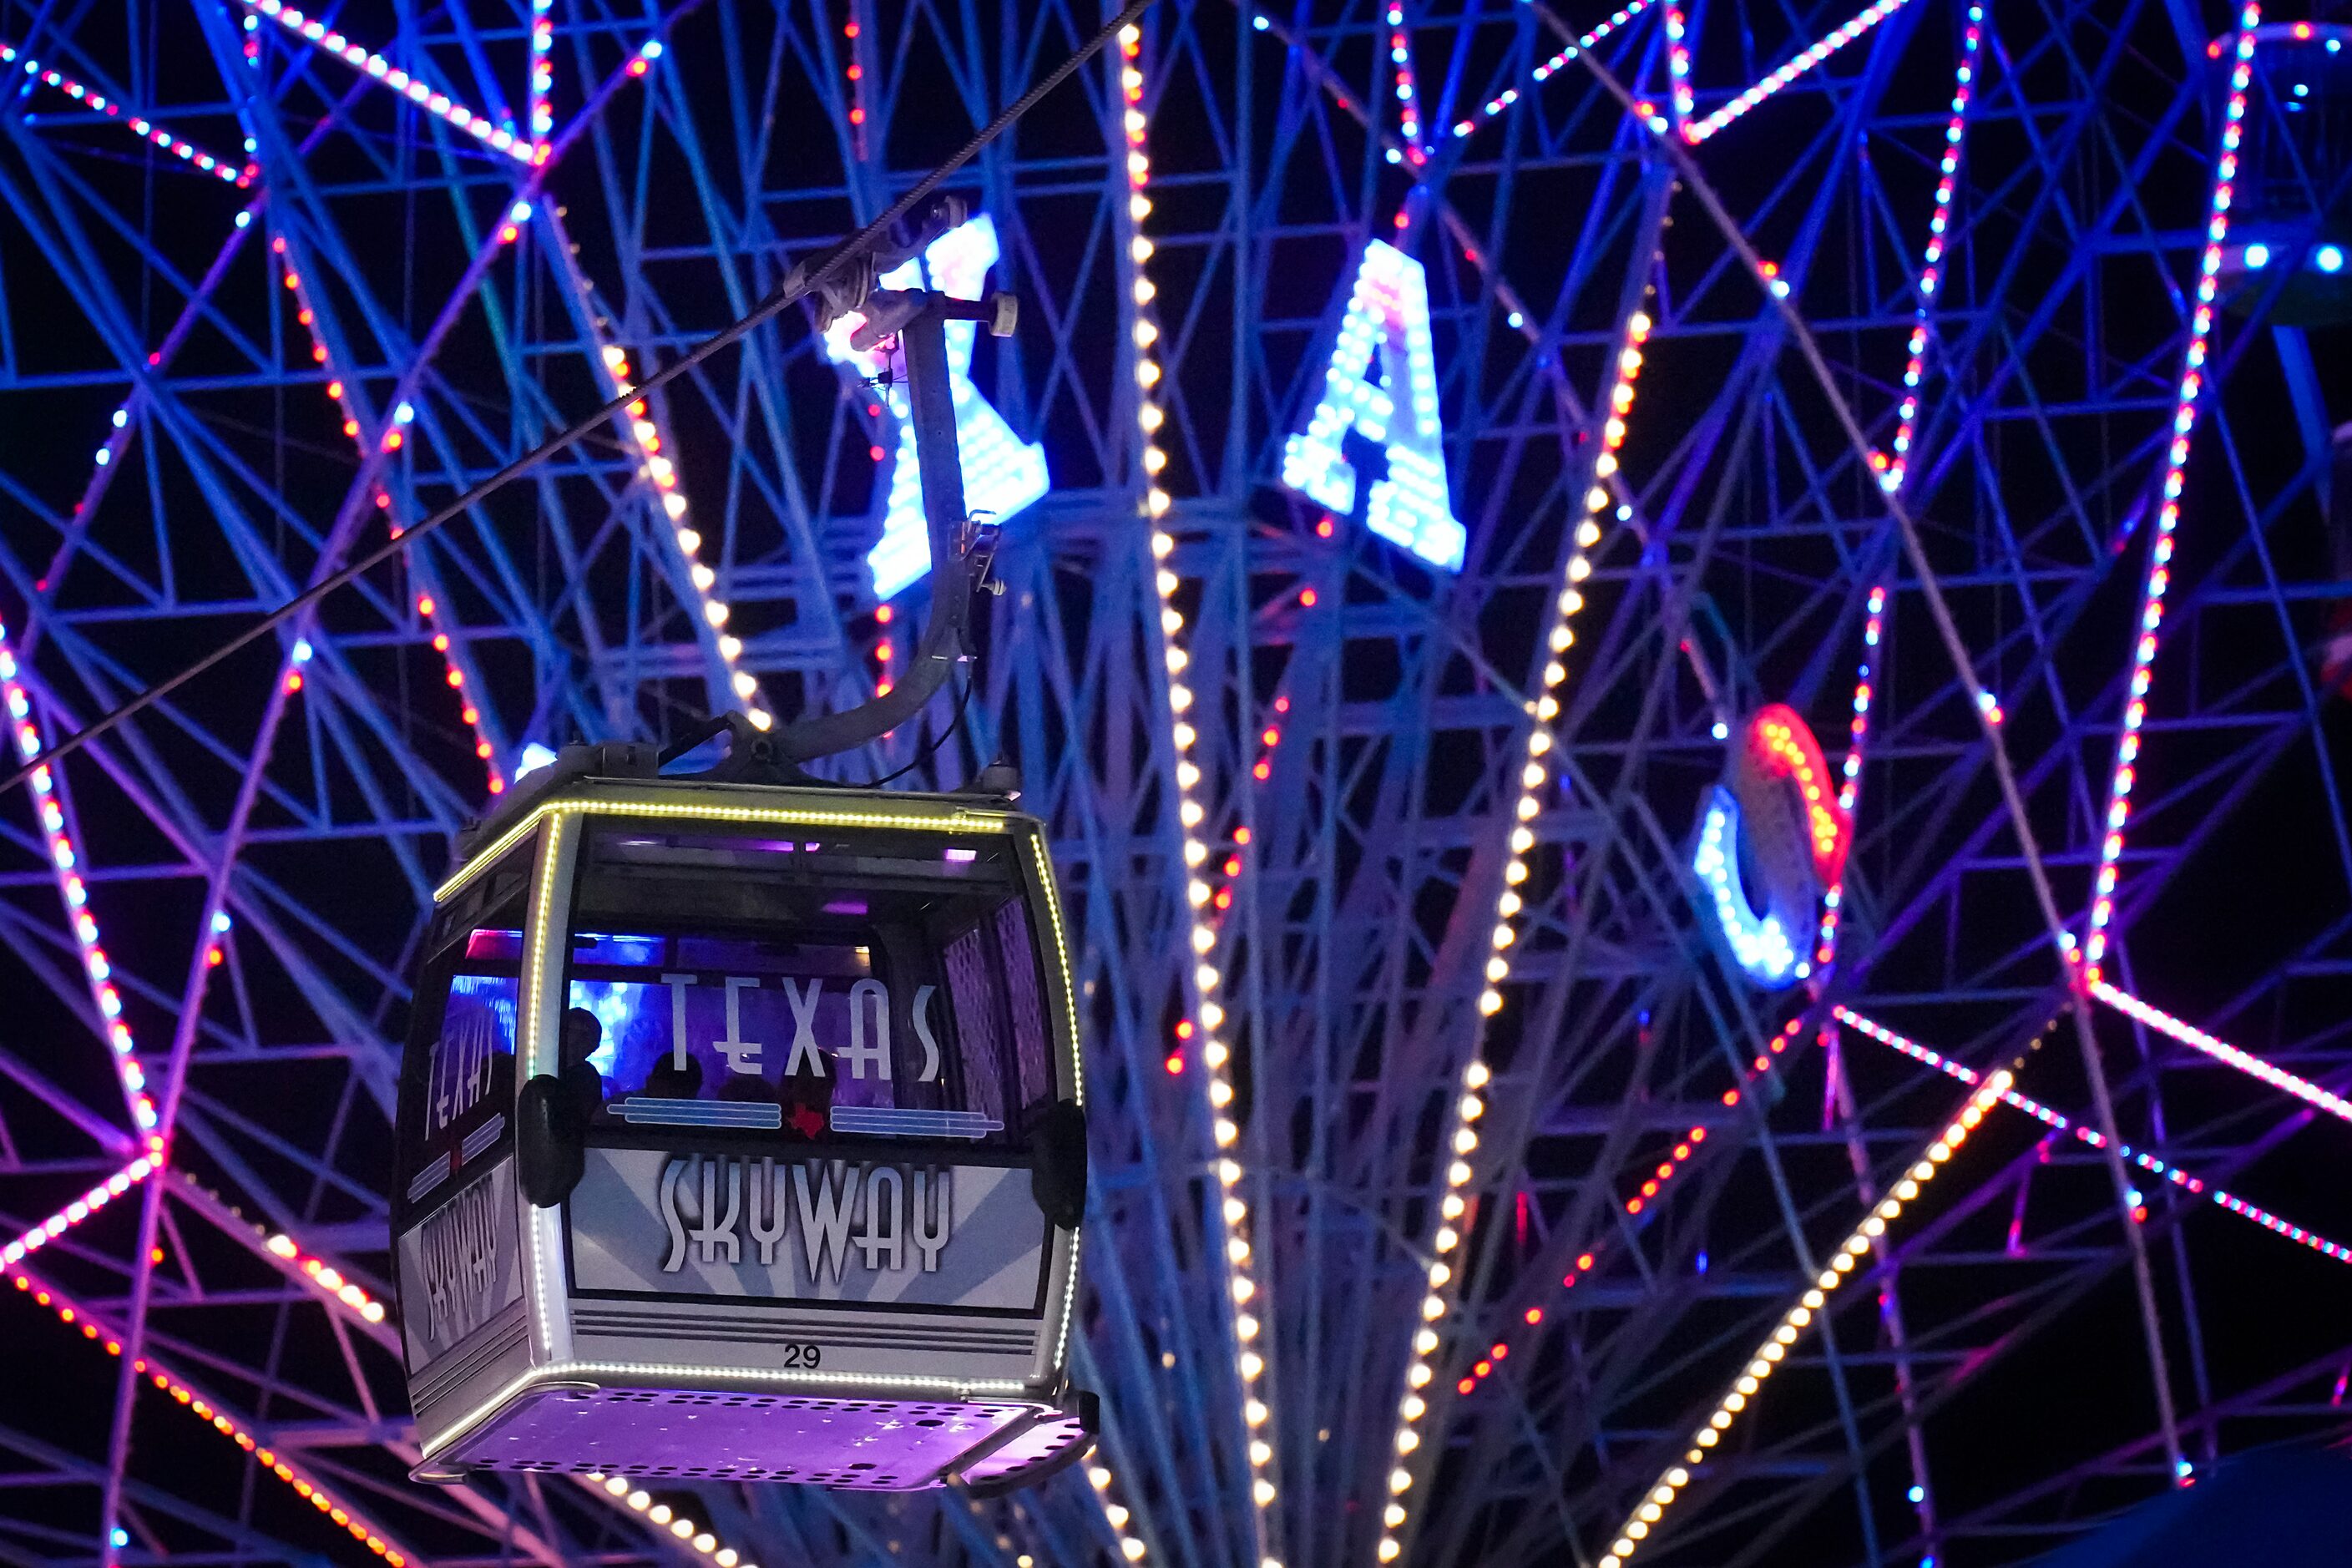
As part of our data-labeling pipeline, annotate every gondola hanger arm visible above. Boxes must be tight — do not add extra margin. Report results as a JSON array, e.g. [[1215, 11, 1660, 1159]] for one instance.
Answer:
[[773, 235, 1019, 766]]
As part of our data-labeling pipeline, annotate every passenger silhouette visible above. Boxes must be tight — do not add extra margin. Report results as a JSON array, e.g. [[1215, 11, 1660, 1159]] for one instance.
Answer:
[[559, 1006, 606, 1126], [643, 1048, 705, 1100]]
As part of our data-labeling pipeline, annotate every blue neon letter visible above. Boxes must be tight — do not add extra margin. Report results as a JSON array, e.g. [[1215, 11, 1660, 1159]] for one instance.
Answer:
[[821, 215, 1051, 600], [1281, 240, 1465, 571]]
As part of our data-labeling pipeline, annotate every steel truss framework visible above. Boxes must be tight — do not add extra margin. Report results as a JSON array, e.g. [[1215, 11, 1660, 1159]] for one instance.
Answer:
[[0, 0, 2346, 1561]]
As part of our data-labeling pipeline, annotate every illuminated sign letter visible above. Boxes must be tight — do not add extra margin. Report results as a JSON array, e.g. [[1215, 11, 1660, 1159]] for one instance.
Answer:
[[779, 977, 827, 1077], [660, 972, 697, 1070], [1282, 239, 1466, 571], [857, 1165, 905, 1272], [749, 1157, 790, 1265], [912, 983, 942, 1082], [841, 979, 891, 1080], [718, 975, 763, 1075], [822, 215, 1051, 600], [793, 1159, 859, 1284]]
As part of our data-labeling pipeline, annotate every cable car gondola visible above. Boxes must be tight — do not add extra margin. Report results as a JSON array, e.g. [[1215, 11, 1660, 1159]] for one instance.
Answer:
[[391, 213, 1095, 1494]]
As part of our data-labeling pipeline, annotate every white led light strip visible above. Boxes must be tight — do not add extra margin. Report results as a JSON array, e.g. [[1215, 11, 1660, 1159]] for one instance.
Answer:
[[1118, 21, 1280, 1565], [2081, 0, 2262, 984], [1370, 300, 1657, 1564], [1601, 1068, 2014, 1561], [240, 0, 536, 162], [0, 619, 161, 1136], [1681, 0, 1920, 145], [2092, 982, 2352, 1127]]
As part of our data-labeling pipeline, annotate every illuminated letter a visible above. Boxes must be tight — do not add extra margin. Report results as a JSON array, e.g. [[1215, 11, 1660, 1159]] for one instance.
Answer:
[[1281, 239, 1465, 571]]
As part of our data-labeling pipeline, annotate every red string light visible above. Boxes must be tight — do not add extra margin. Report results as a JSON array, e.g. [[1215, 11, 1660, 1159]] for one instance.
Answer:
[[3, 1267, 416, 1563], [270, 234, 508, 792]]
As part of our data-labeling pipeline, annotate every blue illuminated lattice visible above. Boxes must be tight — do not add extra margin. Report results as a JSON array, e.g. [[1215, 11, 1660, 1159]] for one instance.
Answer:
[[821, 215, 1051, 600], [1692, 787, 1803, 988], [1281, 239, 1466, 571]]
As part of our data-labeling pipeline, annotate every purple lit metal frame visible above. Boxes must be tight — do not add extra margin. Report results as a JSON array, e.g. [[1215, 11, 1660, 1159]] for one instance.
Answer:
[[0, 0, 2343, 1563]]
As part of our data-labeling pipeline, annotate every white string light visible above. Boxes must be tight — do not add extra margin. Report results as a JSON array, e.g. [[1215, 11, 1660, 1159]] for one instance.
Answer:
[[1662, 5, 1696, 124], [1385, 3, 1425, 162], [587, 333, 773, 730], [0, 1158, 156, 1267], [1600, 1067, 2014, 1561], [585, 1471, 759, 1567], [1444, 0, 1660, 139], [1876, 8, 1982, 493], [239, 0, 536, 162], [1087, 1461, 1153, 1563], [1681, 0, 1920, 145], [1370, 296, 1657, 1565], [1118, 21, 1281, 1562], [1813, 11, 1987, 969], [527, 0, 554, 154], [1811, 584, 1886, 968], [2092, 982, 2352, 1128]]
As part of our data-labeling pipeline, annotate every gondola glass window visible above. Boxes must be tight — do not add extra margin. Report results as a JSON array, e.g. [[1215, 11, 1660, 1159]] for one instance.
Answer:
[[562, 826, 1056, 1146]]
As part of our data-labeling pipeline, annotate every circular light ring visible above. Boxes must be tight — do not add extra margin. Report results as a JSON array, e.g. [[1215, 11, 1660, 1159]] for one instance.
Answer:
[[1693, 787, 1807, 988], [1693, 707, 1851, 989], [1737, 704, 1850, 886]]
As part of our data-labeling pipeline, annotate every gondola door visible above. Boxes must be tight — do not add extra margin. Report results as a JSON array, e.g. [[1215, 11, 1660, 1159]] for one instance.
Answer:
[[392, 835, 538, 1458]]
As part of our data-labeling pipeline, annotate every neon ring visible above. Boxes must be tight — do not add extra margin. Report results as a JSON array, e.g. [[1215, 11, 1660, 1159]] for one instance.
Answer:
[[1692, 705, 1850, 988]]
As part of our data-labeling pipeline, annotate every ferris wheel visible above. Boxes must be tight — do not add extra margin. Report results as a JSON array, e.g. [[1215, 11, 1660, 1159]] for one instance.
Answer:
[[0, 0, 2347, 1560]]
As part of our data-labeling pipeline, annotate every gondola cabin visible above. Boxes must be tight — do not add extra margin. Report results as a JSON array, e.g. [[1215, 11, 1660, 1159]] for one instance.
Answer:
[[393, 744, 1094, 1493]]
